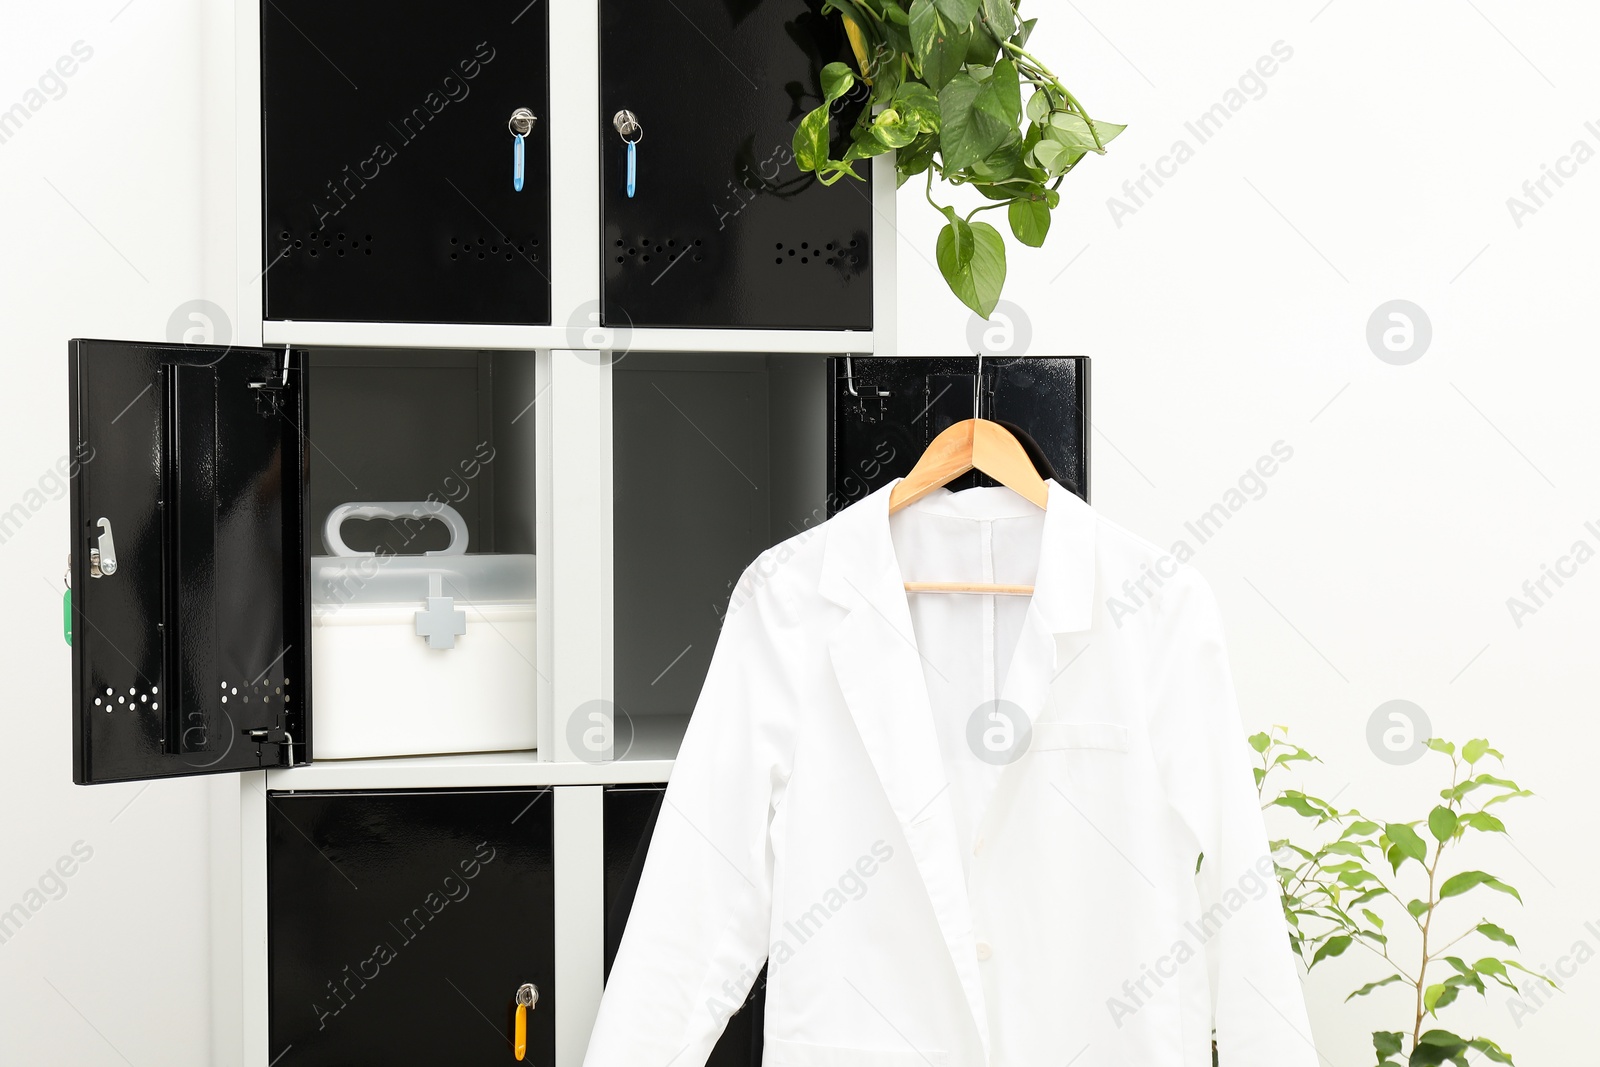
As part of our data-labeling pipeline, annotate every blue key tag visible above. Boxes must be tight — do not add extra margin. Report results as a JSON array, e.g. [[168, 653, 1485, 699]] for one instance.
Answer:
[[626, 140, 637, 199], [513, 133, 525, 193]]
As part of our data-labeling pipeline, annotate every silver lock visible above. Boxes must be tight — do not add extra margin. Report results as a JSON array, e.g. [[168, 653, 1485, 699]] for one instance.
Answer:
[[508, 108, 538, 136], [516, 982, 539, 1009], [612, 109, 643, 143], [89, 517, 117, 578]]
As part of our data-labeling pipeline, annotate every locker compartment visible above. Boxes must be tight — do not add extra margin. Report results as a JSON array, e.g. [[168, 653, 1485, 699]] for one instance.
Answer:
[[612, 352, 829, 724], [262, 0, 551, 325], [267, 789, 555, 1065], [67, 340, 542, 785], [599, 0, 872, 330], [609, 354, 1089, 731], [303, 348, 539, 760]]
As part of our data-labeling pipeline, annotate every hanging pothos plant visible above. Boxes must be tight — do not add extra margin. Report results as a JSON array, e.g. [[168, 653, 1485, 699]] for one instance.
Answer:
[[793, 0, 1123, 318]]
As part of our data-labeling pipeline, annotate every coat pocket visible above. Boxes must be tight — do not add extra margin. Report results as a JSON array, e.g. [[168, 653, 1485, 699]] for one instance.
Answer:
[[763, 1037, 952, 1066], [1031, 721, 1129, 752]]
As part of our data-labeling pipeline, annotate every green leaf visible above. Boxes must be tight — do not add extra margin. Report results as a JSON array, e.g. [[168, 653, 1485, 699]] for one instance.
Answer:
[[894, 133, 938, 183], [1343, 820, 1381, 838], [936, 210, 975, 272], [1362, 908, 1385, 929], [1439, 870, 1523, 904], [791, 62, 859, 176], [1427, 738, 1456, 756], [1311, 934, 1352, 965], [869, 107, 921, 148], [1347, 974, 1403, 1002], [978, 0, 1016, 43], [964, 27, 1000, 66], [1463, 738, 1494, 763], [1373, 1032, 1405, 1057], [1428, 805, 1459, 843], [1025, 88, 1054, 127], [892, 81, 942, 132], [938, 72, 1011, 169], [1407, 898, 1431, 919], [1012, 16, 1036, 47], [914, 9, 972, 91], [933, 0, 980, 26], [1007, 195, 1050, 246], [1385, 822, 1429, 868], [936, 218, 1005, 316], [1476, 921, 1518, 948], [1046, 111, 1125, 153], [1458, 811, 1506, 834], [975, 58, 1022, 129]]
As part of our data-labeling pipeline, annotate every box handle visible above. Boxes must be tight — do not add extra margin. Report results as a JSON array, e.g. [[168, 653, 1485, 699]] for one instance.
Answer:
[[321, 501, 469, 558]]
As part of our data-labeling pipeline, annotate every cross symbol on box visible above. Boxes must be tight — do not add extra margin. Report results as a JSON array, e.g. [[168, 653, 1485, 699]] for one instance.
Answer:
[[415, 594, 467, 650]]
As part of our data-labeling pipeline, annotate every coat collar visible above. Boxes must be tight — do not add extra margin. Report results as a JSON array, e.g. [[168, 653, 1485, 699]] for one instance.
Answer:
[[817, 478, 1097, 1057]]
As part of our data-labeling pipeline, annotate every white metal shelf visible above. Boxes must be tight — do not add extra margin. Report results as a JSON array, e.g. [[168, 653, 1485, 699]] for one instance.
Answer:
[[263, 319, 874, 354]]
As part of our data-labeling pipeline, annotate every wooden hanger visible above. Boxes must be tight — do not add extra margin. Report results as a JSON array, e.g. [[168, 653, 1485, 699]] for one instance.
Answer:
[[889, 418, 1048, 596]]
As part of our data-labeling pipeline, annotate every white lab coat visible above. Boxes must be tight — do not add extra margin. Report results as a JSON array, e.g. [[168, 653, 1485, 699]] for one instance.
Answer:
[[583, 480, 1318, 1067]]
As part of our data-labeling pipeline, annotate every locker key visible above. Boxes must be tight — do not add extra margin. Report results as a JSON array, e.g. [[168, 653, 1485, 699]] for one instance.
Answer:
[[612, 110, 642, 198], [513, 982, 538, 1060], [508, 109, 537, 192]]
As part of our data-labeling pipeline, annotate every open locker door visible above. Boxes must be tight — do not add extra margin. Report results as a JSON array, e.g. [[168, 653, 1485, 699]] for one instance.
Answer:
[[68, 339, 309, 784]]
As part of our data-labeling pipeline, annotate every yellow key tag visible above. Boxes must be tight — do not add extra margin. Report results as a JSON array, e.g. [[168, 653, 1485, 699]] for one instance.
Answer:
[[514, 983, 537, 1061]]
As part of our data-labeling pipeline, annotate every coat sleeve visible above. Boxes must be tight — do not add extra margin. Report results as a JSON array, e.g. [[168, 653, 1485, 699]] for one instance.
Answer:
[[1145, 570, 1320, 1066], [581, 557, 798, 1067]]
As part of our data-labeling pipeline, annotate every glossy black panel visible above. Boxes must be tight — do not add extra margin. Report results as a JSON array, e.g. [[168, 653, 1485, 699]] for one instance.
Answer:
[[604, 786, 765, 1065], [69, 340, 307, 784], [827, 356, 1091, 515], [262, 2, 551, 324], [268, 790, 555, 1066], [600, 0, 872, 329]]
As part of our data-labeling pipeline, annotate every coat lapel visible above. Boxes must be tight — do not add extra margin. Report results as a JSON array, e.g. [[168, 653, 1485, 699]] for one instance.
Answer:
[[819, 483, 992, 1058]]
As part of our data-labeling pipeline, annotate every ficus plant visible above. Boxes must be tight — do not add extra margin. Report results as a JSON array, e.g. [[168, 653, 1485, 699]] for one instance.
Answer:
[[792, 0, 1122, 318], [1251, 727, 1553, 1066]]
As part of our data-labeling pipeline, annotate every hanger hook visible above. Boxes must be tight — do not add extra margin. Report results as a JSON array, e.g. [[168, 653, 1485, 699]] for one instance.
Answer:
[[973, 352, 983, 420]]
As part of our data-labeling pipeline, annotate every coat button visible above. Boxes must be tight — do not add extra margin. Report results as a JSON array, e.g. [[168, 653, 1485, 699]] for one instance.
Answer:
[[975, 941, 993, 961]]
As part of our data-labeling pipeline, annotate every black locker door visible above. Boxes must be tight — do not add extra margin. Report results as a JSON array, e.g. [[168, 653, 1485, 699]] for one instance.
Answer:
[[262, 1, 551, 325], [68, 340, 307, 785], [828, 356, 1091, 515], [603, 786, 765, 1066], [600, 0, 873, 330], [268, 789, 556, 1066]]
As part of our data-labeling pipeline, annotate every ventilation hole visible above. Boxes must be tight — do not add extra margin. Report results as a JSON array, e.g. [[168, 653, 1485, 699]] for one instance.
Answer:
[[450, 237, 458, 245], [265, 695, 271, 703], [788, 249, 795, 256], [152, 702, 159, 710], [105, 688, 112, 695], [231, 687, 238, 694], [118, 696, 125, 704], [284, 678, 289, 686], [337, 232, 345, 241], [221, 695, 228, 703], [801, 257, 808, 263], [490, 245, 499, 253], [616, 256, 623, 263], [284, 695, 291, 703], [94, 697, 102, 706], [365, 248, 372, 255], [293, 240, 302, 248], [826, 258, 835, 265], [518, 244, 526, 253], [337, 249, 345, 257], [642, 254, 650, 262], [309, 249, 318, 257], [477, 251, 486, 260], [351, 240, 359, 248], [628, 248, 637, 256], [450, 253, 458, 261], [280, 230, 290, 240], [152, 686, 158, 694], [826, 242, 835, 250], [801, 242, 808, 249], [693, 254, 703, 262], [243, 696, 249, 703], [477, 237, 485, 245], [775, 242, 783, 250], [667, 239, 676, 247], [141, 694, 148, 703], [775, 257, 783, 265], [849, 239, 859, 247], [654, 245, 663, 253], [322, 240, 330, 248], [505, 253, 513, 261], [693, 239, 702, 246], [365, 234, 372, 241], [615, 239, 623, 247]]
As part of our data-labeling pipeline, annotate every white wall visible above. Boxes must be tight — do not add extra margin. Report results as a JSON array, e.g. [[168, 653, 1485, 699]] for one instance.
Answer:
[[896, 0, 1600, 1060], [3, 0, 1593, 1063], [0, 3, 219, 1063]]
